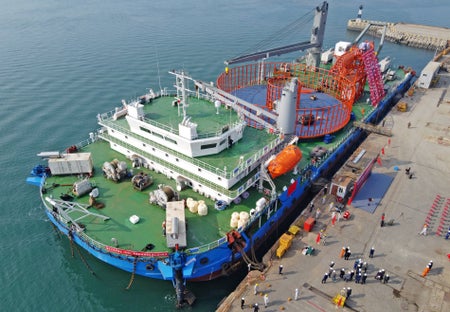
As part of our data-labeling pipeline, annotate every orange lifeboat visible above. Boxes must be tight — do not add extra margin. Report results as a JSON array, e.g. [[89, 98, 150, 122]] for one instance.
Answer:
[[267, 145, 302, 179]]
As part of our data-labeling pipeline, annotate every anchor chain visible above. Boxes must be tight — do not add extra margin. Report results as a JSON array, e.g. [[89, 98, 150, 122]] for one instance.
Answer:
[[126, 257, 138, 290]]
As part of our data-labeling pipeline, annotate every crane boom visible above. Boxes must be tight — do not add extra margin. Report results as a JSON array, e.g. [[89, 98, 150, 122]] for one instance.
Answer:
[[225, 1, 328, 68], [352, 22, 388, 55], [225, 41, 317, 65]]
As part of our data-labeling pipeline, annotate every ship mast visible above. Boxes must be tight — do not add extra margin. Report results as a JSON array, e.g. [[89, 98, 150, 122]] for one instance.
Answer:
[[172, 70, 190, 117]]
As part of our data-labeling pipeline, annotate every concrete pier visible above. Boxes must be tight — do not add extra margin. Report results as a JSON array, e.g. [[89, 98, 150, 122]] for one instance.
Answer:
[[347, 19, 450, 51], [217, 54, 450, 311]]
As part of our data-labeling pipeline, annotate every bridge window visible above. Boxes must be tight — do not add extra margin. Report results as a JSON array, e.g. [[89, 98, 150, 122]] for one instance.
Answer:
[[201, 143, 217, 150]]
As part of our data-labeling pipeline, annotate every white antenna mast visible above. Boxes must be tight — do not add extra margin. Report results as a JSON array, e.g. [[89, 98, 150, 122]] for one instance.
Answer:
[[155, 46, 163, 93]]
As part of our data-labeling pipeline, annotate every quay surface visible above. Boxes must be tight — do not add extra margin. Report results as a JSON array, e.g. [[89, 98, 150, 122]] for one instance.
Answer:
[[347, 19, 450, 51], [217, 62, 450, 311]]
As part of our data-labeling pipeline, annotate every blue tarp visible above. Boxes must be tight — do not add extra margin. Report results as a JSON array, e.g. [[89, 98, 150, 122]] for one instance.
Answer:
[[351, 172, 396, 214]]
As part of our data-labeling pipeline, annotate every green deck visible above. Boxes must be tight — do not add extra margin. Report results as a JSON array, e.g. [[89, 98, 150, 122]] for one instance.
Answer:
[[42, 69, 406, 253]]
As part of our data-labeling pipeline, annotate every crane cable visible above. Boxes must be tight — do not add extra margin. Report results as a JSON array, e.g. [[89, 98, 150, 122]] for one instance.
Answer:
[[230, 8, 315, 60]]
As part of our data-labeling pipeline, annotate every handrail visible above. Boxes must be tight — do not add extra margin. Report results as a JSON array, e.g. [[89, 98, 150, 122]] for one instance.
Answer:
[[98, 117, 282, 183]]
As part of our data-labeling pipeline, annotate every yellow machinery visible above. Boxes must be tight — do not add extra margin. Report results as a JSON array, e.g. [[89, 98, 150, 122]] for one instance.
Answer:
[[397, 101, 408, 112], [332, 294, 346, 307], [288, 225, 301, 235], [276, 233, 294, 258]]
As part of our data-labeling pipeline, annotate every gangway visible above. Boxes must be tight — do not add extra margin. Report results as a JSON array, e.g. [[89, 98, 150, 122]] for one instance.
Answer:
[[194, 80, 278, 130], [353, 121, 392, 137]]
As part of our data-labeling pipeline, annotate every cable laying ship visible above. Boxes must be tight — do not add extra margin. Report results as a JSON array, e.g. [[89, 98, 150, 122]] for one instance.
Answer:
[[26, 2, 414, 307]]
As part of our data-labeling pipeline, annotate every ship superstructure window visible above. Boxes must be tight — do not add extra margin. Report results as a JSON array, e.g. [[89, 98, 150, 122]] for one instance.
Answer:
[[140, 126, 177, 145], [166, 137, 177, 145], [201, 143, 217, 150]]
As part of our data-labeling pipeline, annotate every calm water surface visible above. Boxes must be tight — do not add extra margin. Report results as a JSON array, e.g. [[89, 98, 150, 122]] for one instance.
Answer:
[[0, 0, 448, 311]]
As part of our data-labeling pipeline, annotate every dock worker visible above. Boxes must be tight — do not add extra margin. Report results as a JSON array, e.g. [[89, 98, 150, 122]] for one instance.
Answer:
[[263, 294, 269, 308], [369, 246, 375, 258], [162, 221, 166, 236], [340, 247, 346, 258], [309, 202, 315, 213], [321, 272, 329, 283], [346, 287, 352, 299], [340, 268, 345, 279], [361, 273, 368, 284], [419, 224, 428, 236]]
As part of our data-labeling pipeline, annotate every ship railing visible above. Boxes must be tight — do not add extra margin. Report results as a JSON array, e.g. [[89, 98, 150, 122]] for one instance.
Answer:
[[43, 186, 217, 257], [186, 236, 229, 255], [57, 132, 100, 153], [98, 132, 239, 197], [100, 107, 246, 141], [185, 196, 283, 255], [98, 119, 282, 181], [217, 62, 355, 107], [98, 121, 228, 177], [40, 191, 130, 259]]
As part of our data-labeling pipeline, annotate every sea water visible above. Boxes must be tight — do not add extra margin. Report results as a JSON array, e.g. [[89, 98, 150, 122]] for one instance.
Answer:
[[0, 0, 448, 311]]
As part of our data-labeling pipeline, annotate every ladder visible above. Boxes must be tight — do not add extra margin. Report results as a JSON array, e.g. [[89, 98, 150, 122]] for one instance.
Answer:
[[361, 48, 385, 106]]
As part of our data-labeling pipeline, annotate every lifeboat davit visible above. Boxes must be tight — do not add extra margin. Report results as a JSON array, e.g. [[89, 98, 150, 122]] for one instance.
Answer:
[[267, 145, 302, 179]]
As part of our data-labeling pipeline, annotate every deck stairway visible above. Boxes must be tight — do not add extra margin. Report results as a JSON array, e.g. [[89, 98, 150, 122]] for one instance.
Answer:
[[362, 47, 385, 106]]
